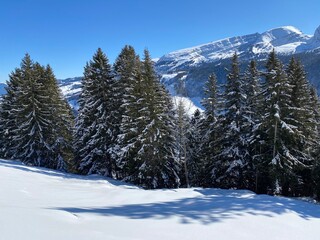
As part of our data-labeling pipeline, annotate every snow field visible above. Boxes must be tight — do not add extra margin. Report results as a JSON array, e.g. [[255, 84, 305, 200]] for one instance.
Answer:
[[1, 159, 319, 240]]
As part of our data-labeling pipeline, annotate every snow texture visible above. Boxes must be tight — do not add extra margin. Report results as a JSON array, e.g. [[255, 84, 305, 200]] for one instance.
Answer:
[[1, 159, 320, 240]]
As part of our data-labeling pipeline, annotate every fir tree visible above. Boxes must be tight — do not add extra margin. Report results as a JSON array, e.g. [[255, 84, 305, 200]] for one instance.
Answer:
[[186, 109, 204, 187], [126, 49, 180, 188], [0, 68, 24, 158], [173, 97, 191, 187], [113, 45, 143, 179], [243, 60, 262, 191], [258, 50, 305, 195], [1, 54, 72, 169], [213, 53, 249, 189], [197, 73, 221, 187], [74, 48, 116, 176]]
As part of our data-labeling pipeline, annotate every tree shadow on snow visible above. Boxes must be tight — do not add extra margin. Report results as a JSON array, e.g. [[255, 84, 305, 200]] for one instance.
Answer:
[[53, 188, 320, 225]]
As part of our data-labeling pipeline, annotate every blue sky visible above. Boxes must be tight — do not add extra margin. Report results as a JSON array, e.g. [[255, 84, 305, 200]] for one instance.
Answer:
[[0, 0, 319, 82]]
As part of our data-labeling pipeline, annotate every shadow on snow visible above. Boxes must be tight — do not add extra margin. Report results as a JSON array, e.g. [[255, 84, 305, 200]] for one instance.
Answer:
[[53, 188, 320, 225]]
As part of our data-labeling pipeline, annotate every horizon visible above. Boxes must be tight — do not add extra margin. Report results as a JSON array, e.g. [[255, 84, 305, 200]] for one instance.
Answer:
[[1, 0, 320, 83]]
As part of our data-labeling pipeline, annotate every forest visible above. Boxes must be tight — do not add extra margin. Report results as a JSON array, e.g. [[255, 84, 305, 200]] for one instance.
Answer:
[[0, 46, 319, 200]]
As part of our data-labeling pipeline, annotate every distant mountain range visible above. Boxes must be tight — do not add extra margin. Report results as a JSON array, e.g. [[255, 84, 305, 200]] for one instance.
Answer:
[[1, 25, 320, 110], [155, 25, 320, 104]]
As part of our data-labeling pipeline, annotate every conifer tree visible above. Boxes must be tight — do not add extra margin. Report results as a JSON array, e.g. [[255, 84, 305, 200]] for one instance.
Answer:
[[0, 68, 24, 158], [74, 48, 116, 176], [243, 60, 262, 191], [197, 73, 221, 187], [258, 50, 305, 195], [124, 49, 180, 188], [113, 45, 143, 179], [213, 53, 249, 189], [173, 97, 191, 187], [43, 65, 74, 171], [186, 109, 204, 187], [1, 54, 73, 169], [285, 58, 318, 195], [310, 87, 320, 199]]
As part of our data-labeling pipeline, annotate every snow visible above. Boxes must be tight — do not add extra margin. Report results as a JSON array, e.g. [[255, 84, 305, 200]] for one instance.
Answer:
[[1, 159, 320, 240], [172, 96, 202, 116]]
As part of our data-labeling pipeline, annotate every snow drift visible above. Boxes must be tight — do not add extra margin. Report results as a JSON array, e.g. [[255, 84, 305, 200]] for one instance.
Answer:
[[1, 159, 320, 240]]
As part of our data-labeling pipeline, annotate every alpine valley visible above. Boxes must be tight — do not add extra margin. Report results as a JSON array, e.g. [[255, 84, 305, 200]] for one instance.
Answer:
[[2, 25, 320, 110]]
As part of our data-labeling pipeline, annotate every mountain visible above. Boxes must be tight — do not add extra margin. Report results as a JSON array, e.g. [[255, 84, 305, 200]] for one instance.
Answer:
[[1, 158, 320, 240], [0, 83, 6, 96], [155, 25, 320, 101], [1, 25, 320, 109]]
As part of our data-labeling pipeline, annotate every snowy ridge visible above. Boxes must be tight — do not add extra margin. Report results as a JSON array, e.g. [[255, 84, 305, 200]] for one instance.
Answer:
[[1, 159, 320, 240], [156, 26, 317, 74]]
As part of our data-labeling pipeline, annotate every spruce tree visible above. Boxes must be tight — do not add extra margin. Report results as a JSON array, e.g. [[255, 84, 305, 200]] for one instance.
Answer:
[[243, 60, 262, 191], [285, 58, 318, 195], [185, 109, 203, 187], [113, 45, 143, 179], [213, 53, 249, 189], [125, 49, 180, 188], [1, 54, 72, 169], [74, 48, 116, 176], [258, 50, 305, 195], [173, 97, 191, 187], [197, 73, 221, 187], [0, 68, 24, 158]]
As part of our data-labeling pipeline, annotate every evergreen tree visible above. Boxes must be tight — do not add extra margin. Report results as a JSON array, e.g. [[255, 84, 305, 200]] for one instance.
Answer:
[[113, 45, 143, 179], [310, 87, 320, 199], [243, 60, 262, 191], [124, 49, 180, 188], [186, 109, 204, 187], [1, 54, 73, 169], [43, 65, 74, 171], [286, 58, 318, 195], [74, 48, 116, 176], [173, 97, 191, 187], [0, 67, 24, 158], [258, 50, 305, 195], [213, 53, 249, 189]]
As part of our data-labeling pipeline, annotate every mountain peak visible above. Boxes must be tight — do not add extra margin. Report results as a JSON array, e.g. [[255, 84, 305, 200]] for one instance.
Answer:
[[268, 26, 302, 35], [314, 25, 320, 41]]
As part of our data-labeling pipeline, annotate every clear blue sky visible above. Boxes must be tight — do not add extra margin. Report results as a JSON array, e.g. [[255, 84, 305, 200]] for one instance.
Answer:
[[0, 0, 319, 82]]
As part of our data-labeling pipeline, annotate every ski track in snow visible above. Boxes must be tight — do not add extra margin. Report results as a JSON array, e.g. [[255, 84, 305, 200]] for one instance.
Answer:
[[1, 159, 320, 240]]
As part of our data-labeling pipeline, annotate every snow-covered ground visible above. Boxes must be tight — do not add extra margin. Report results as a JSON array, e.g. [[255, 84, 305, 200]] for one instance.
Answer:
[[1, 159, 320, 240]]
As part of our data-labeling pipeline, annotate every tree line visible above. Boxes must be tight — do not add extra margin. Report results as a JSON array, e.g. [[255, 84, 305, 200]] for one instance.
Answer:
[[0, 47, 319, 200]]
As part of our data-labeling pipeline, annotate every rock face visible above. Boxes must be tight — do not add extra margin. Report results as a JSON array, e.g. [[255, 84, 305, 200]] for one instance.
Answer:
[[155, 25, 320, 104], [314, 25, 320, 42]]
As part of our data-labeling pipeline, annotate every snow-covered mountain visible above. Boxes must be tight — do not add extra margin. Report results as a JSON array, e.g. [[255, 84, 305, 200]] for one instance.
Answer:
[[156, 26, 320, 72], [155, 25, 320, 100], [1, 158, 320, 240], [0, 83, 6, 96], [1, 25, 320, 110]]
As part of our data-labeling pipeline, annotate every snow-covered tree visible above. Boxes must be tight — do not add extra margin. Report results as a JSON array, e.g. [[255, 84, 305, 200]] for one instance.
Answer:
[[213, 53, 249, 189], [74, 48, 117, 176], [173, 97, 191, 187], [1, 54, 73, 169], [120, 49, 180, 188], [113, 45, 144, 179], [243, 60, 262, 191], [197, 73, 221, 187], [186, 109, 204, 187]]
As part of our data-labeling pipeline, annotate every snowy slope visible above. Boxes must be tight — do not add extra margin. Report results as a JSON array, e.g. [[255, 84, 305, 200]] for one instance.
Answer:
[[155, 25, 320, 101], [156, 26, 317, 74], [1, 159, 320, 240]]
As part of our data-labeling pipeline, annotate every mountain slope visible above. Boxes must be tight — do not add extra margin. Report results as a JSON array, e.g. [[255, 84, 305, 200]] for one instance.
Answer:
[[155, 25, 320, 99], [1, 159, 320, 240], [1, 25, 320, 108]]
